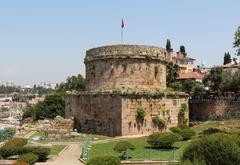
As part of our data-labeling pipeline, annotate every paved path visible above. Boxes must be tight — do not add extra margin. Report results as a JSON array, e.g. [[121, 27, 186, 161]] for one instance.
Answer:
[[36, 143, 83, 165]]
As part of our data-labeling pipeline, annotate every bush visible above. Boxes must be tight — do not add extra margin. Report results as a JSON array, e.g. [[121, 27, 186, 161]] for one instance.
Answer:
[[179, 129, 196, 140], [202, 128, 224, 135], [0, 144, 50, 161], [17, 153, 38, 165], [86, 155, 121, 165], [22, 146, 50, 161], [0, 145, 23, 158], [178, 103, 188, 117], [182, 133, 240, 165], [169, 127, 182, 134], [31, 147, 50, 161], [113, 141, 135, 153], [0, 128, 16, 142], [178, 124, 190, 130], [147, 132, 182, 149], [4, 138, 28, 147], [137, 107, 145, 121], [152, 117, 165, 129]]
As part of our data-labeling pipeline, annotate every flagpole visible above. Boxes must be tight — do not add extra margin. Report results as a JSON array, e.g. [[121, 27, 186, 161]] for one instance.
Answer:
[[121, 27, 123, 43]]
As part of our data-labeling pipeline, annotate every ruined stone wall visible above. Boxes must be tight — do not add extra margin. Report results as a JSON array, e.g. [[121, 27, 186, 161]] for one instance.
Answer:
[[121, 95, 188, 136], [65, 93, 122, 136], [190, 100, 240, 120], [65, 92, 188, 136], [85, 45, 167, 92]]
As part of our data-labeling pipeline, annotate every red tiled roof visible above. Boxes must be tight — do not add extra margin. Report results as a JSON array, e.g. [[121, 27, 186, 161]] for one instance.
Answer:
[[177, 72, 205, 80]]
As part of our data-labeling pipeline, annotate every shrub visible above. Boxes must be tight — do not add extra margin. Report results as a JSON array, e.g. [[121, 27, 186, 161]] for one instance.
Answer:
[[22, 146, 50, 161], [147, 132, 182, 149], [178, 124, 190, 130], [137, 107, 145, 121], [0, 145, 23, 158], [86, 155, 121, 165], [182, 133, 240, 165], [17, 153, 38, 165], [202, 128, 224, 135], [4, 138, 28, 147], [113, 141, 135, 153], [0, 144, 50, 161], [31, 147, 50, 161], [169, 127, 182, 134], [0, 128, 16, 142], [179, 129, 196, 140], [152, 117, 165, 129], [179, 103, 188, 117]]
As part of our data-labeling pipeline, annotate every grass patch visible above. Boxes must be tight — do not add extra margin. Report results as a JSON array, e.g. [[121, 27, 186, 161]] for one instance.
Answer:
[[89, 137, 184, 160], [50, 145, 67, 155], [191, 121, 219, 134]]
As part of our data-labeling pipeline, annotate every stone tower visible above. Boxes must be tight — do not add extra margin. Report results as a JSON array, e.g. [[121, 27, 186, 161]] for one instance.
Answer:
[[85, 45, 167, 92], [65, 44, 188, 137]]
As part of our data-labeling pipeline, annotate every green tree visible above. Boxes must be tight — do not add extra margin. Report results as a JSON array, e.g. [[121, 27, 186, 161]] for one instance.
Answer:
[[223, 52, 232, 65], [22, 105, 35, 120], [220, 70, 240, 93], [234, 26, 240, 55], [166, 39, 172, 52], [180, 45, 186, 56], [166, 62, 179, 86], [56, 74, 85, 93], [203, 67, 223, 91], [168, 82, 183, 91], [34, 93, 65, 120]]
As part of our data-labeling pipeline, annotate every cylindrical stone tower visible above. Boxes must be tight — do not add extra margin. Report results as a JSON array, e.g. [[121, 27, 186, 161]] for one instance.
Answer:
[[85, 44, 167, 92]]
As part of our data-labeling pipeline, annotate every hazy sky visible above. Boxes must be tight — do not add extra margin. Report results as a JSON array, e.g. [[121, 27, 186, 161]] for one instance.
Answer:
[[0, 0, 239, 85]]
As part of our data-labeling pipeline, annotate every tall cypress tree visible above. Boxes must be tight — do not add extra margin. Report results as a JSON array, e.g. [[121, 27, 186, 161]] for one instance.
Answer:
[[166, 39, 172, 52], [223, 52, 232, 65], [179, 45, 187, 56]]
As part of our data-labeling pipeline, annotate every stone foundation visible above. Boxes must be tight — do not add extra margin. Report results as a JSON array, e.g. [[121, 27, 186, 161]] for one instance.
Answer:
[[65, 92, 188, 136]]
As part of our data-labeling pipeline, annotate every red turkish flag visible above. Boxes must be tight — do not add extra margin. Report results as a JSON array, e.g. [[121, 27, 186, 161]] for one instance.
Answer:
[[121, 19, 124, 28]]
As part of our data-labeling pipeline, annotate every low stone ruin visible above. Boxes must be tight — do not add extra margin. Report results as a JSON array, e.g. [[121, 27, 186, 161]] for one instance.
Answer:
[[18, 116, 74, 137]]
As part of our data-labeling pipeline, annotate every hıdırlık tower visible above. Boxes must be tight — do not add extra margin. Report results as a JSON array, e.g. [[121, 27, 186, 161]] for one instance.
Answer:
[[65, 45, 188, 136]]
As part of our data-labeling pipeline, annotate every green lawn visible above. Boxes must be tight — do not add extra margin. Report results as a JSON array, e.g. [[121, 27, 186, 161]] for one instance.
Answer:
[[89, 121, 221, 161], [50, 145, 67, 155], [89, 136, 184, 160]]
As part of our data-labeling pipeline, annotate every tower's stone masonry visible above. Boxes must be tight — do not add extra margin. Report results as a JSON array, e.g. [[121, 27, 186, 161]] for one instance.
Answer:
[[85, 45, 167, 92], [65, 45, 189, 136]]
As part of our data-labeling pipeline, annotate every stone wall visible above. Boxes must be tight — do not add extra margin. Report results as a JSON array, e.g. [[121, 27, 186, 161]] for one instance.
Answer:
[[85, 45, 167, 92], [65, 92, 188, 136], [121, 95, 188, 136], [190, 99, 240, 120], [65, 93, 122, 136]]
